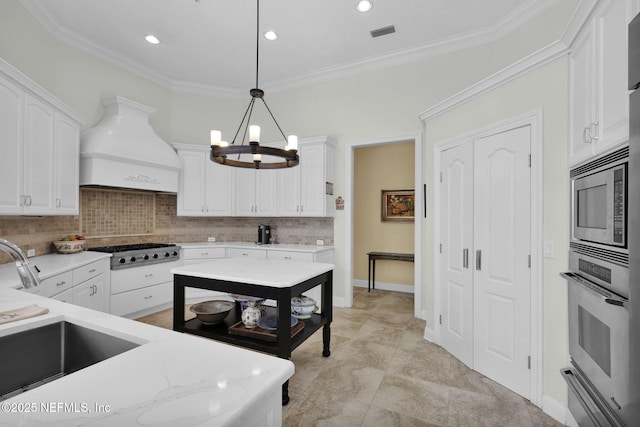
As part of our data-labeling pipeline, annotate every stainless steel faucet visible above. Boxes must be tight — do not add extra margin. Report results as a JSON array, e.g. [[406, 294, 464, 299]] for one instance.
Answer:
[[0, 239, 40, 289]]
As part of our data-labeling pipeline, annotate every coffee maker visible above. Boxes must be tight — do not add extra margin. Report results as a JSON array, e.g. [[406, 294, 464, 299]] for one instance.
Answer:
[[258, 224, 271, 244]]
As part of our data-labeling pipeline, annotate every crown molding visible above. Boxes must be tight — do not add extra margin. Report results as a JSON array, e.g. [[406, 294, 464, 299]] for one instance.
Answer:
[[418, 40, 569, 122], [20, 0, 566, 97]]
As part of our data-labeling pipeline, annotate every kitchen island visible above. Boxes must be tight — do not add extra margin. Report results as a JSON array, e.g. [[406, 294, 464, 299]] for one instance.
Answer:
[[0, 287, 294, 426], [171, 257, 334, 405]]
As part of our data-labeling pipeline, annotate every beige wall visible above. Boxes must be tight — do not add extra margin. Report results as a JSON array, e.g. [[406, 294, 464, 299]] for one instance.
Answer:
[[423, 56, 570, 405], [354, 142, 415, 287]]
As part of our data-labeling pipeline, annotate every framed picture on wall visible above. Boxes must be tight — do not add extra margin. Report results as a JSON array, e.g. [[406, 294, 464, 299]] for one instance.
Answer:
[[381, 190, 415, 222]]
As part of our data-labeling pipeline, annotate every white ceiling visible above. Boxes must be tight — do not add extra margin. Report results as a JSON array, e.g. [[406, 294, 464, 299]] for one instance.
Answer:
[[20, 0, 550, 97]]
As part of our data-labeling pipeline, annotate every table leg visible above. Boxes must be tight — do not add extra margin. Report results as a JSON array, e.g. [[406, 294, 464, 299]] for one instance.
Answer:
[[322, 323, 331, 357], [372, 259, 376, 291], [173, 276, 185, 331], [368, 254, 371, 292], [282, 380, 289, 405]]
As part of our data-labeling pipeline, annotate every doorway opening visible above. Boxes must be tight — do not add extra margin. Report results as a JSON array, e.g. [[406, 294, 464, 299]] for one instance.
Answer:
[[345, 134, 422, 318]]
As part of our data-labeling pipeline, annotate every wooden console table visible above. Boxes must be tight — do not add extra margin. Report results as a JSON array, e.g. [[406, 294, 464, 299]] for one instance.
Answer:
[[367, 251, 415, 292], [171, 257, 333, 405]]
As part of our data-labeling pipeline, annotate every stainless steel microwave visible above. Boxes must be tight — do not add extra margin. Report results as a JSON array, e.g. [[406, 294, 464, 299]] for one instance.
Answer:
[[571, 147, 628, 248]]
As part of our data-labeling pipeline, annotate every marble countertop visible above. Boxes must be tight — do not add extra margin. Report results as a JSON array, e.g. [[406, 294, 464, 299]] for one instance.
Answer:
[[0, 252, 111, 291], [171, 257, 334, 288], [0, 288, 294, 426], [178, 242, 334, 253]]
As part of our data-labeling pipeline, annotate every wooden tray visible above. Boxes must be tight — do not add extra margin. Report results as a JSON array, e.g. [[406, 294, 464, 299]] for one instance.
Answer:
[[228, 320, 304, 342]]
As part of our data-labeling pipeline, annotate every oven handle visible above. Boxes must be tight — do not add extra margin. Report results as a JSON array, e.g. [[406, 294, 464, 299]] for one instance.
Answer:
[[561, 368, 602, 427], [560, 272, 628, 308]]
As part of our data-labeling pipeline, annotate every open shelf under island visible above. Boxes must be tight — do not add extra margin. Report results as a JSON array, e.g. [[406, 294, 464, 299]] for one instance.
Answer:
[[171, 257, 334, 405]]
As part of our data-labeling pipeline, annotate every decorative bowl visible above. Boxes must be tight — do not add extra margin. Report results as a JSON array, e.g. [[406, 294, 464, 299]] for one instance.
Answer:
[[190, 300, 234, 325], [53, 240, 86, 254], [291, 295, 318, 319]]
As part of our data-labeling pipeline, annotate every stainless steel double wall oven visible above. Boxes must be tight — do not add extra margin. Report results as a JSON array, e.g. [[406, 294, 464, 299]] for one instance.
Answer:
[[561, 12, 640, 426]]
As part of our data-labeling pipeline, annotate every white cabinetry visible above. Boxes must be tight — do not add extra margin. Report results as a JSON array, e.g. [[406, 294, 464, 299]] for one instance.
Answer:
[[569, 0, 638, 165], [174, 144, 232, 216], [227, 247, 267, 258], [23, 93, 55, 214], [54, 114, 80, 214], [0, 59, 82, 215], [277, 136, 334, 217], [110, 261, 179, 318], [233, 168, 277, 216], [181, 247, 228, 302], [42, 259, 109, 312]]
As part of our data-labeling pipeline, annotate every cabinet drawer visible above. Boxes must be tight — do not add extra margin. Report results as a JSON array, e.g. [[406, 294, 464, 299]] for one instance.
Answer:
[[73, 260, 106, 284], [41, 270, 73, 297], [182, 247, 226, 260], [110, 261, 178, 294], [110, 282, 172, 317], [227, 248, 267, 258], [267, 250, 314, 262]]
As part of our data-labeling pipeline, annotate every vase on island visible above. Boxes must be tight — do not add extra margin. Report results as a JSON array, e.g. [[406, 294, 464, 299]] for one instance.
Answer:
[[241, 300, 261, 329]]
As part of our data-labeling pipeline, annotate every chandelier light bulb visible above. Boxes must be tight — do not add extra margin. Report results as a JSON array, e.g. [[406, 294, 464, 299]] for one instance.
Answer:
[[249, 125, 261, 143], [210, 130, 222, 146], [287, 135, 298, 151]]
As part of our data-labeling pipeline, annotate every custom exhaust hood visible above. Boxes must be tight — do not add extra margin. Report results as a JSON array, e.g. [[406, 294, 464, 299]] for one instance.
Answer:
[[79, 96, 181, 193]]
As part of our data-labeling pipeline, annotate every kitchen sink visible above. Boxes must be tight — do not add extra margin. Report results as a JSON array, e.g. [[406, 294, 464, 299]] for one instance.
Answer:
[[0, 321, 139, 400]]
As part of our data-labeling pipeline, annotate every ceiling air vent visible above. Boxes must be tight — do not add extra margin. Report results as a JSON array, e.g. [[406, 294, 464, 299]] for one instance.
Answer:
[[370, 25, 396, 38]]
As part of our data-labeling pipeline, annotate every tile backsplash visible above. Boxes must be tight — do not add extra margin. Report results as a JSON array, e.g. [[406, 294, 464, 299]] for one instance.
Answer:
[[0, 187, 334, 264]]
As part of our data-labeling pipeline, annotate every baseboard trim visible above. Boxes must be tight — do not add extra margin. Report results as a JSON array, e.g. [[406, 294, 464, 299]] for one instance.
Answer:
[[353, 279, 415, 294], [542, 394, 574, 426]]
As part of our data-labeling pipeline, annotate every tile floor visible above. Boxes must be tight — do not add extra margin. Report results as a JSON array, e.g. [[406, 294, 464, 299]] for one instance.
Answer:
[[136, 287, 562, 427]]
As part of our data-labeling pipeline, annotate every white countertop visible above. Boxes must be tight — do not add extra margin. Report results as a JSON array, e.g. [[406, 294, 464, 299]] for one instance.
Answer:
[[171, 258, 334, 288], [178, 242, 334, 253], [0, 252, 111, 290], [0, 288, 294, 426]]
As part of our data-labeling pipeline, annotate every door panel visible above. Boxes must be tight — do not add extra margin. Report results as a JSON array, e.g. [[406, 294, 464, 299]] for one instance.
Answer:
[[440, 141, 474, 367], [473, 125, 531, 399]]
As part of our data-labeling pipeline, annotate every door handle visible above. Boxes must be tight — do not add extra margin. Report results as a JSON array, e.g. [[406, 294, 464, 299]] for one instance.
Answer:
[[463, 249, 469, 269], [475, 250, 482, 271]]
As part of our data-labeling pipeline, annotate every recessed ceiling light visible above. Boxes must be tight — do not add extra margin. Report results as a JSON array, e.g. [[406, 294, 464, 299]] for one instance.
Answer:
[[356, 0, 373, 13], [144, 34, 160, 45], [264, 30, 278, 41]]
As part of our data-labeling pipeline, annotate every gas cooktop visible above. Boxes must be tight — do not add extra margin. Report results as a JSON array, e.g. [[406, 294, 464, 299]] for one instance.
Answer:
[[88, 243, 180, 270]]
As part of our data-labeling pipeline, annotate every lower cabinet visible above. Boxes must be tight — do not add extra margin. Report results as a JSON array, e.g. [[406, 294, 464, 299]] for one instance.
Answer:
[[181, 247, 228, 302], [72, 275, 105, 312], [46, 259, 109, 313], [111, 282, 173, 318], [109, 261, 179, 318]]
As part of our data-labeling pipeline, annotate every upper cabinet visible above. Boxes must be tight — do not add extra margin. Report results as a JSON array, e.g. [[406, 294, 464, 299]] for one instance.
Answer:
[[569, 0, 639, 165], [277, 136, 335, 217], [0, 59, 82, 215], [174, 144, 232, 216], [175, 137, 334, 218], [233, 168, 277, 216]]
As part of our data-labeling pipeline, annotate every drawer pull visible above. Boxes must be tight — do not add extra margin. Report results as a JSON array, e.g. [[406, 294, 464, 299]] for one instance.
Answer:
[[89, 269, 96, 273], [201, 252, 209, 256], [144, 295, 153, 300], [145, 273, 153, 278], [284, 256, 292, 260], [242, 253, 248, 256], [57, 281, 66, 287]]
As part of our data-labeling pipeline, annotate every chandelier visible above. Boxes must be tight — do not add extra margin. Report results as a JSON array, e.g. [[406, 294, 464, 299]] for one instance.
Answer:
[[210, 0, 299, 169]]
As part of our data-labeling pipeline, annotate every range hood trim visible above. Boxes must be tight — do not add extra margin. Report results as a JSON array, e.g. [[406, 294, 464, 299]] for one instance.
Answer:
[[79, 96, 182, 193]]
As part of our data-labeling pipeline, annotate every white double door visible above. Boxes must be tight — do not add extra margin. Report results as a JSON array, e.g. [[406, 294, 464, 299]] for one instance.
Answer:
[[440, 125, 531, 398]]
